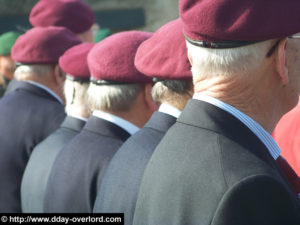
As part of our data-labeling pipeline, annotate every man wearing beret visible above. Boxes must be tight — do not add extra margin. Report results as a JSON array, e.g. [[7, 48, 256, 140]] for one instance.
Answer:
[[0, 26, 81, 213], [5, 0, 95, 95], [30, 0, 95, 43], [21, 43, 94, 213], [133, 0, 300, 224], [0, 31, 21, 96], [93, 19, 193, 225], [43, 31, 157, 213]]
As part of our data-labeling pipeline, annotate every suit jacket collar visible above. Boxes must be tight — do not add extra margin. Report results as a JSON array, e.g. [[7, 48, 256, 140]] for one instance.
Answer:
[[15, 81, 62, 103], [179, 99, 297, 196], [144, 111, 177, 133], [83, 116, 131, 142], [179, 99, 278, 168], [60, 116, 86, 133]]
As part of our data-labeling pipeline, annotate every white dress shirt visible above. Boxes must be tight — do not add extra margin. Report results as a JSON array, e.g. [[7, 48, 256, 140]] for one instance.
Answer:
[[25, 80, 64, 105], [193, 93, 281, 160], [70, 115, 88, 122], [93, 110, 139, 135], [158, 103, 182, 119]]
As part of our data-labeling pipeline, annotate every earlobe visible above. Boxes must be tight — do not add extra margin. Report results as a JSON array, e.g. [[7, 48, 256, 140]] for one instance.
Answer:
[[276, 38, 289, 85]]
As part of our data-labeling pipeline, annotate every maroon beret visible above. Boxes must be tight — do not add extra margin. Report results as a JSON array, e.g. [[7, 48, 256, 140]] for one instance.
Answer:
[[135, 19, 191, 80], [12, 26, 82, 64], [59, 42, 94, 81], [88, 31, 153, 84], [30, 0, 95, 34], [180, 0, 300, 45]]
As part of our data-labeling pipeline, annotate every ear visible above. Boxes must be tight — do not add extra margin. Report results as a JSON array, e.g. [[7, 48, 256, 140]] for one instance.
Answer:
[[144, 83, 159, 111], [53, 64, 66, 85], [275, 38, 289, 85]]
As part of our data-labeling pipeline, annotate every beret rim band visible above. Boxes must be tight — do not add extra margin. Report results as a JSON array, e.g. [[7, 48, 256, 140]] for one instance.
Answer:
[[184, 33, 261, 49], [66, 74, 90, 83], [90, 77, 135, 85]]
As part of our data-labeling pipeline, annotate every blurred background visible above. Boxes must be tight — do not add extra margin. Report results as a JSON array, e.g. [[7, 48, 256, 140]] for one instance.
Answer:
[[0, 0, 179, 34]]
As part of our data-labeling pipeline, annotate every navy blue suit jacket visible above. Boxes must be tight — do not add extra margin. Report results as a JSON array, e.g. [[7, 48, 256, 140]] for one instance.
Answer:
[[21, 116, 86, 212], [0, 82, 66, 212], [43, 115, 131, 213], [93, 111, 176, 225], [133, 99, 300, 225]]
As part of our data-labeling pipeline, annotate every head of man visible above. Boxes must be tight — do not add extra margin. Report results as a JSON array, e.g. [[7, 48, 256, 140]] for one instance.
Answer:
[[135, 19, 193, 110], [180, 0, 300, 133], [87, 31, 157, 128], [30, 0, 95, 43], [11, 26, 81, 102], [0, 31, 21, 80], [59, 42, 94, 118]]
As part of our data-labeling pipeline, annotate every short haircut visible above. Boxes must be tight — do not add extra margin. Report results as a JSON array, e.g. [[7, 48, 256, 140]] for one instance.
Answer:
[[186, 39, 274, 80], [87, 83, 143, 112], [151, 80, 193, 107], [14, 64, 54, 79]]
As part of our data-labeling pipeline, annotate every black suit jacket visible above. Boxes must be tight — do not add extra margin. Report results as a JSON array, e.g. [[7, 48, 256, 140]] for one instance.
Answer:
[[21, 116, 86, 212], [93, 112, 176, 225], [43, 115, 131, 213], [0, 82, 66, 212], [133, 99, 300, 225]]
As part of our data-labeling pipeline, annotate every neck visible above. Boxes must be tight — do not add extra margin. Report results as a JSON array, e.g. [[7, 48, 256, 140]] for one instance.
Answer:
[[103, 110, 145, 128], [194, 74, 280, 133], [18, 74, 65, 103], [66, 105, 90, 119]]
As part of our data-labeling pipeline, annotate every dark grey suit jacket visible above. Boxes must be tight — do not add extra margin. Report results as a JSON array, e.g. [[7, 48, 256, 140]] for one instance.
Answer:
[[21, 116, 86, 212], [0, 81, 66, 212], [43, 116, 131, 213], [93, 111, 176, 225], [133, 99, 300, 225]]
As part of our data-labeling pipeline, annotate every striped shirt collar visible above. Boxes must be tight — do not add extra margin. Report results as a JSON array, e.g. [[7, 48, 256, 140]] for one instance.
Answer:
[[24, 80, 64, 105], [158, 103, 182, 119], [193, 93, 281, 160], [93, 110, 139, 135]]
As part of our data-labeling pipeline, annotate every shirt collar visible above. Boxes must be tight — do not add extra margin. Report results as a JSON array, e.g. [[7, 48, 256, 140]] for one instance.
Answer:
[[158, 103, 182, 119], [92, 110, 139, 135], [193, 93, 281, 160], [68, 114, 88, 122], [24, 80, 64, 105]]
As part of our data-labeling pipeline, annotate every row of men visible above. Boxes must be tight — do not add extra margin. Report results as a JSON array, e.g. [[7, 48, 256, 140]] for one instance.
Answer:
[[0, 0, 300, 224], [0, 0, 112, 96]]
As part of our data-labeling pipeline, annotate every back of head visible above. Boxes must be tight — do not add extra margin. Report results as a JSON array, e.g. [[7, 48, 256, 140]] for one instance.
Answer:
[[59, 42, 94, 118], [29, 0, 95, 35], [179, 0, 300, 79], [87, 31, 153, 113], [135, 19, 193, 110]]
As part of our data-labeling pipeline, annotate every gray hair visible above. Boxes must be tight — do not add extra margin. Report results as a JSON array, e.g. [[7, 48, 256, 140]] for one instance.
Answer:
[[87, 82, 142, 112], [64, 78, 89, 115], [186, 39, 274, 80], [14, 64, 54, 80], [151, 80, 192, 105]]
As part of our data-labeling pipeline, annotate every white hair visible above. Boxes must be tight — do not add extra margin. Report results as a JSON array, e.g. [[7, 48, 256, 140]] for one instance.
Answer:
[[151, 80, 192, 104], [14, 64, 54, 79], [87, 82, 142, 112], [186, 40, 274, 79], [64, 78, 89, 115]]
